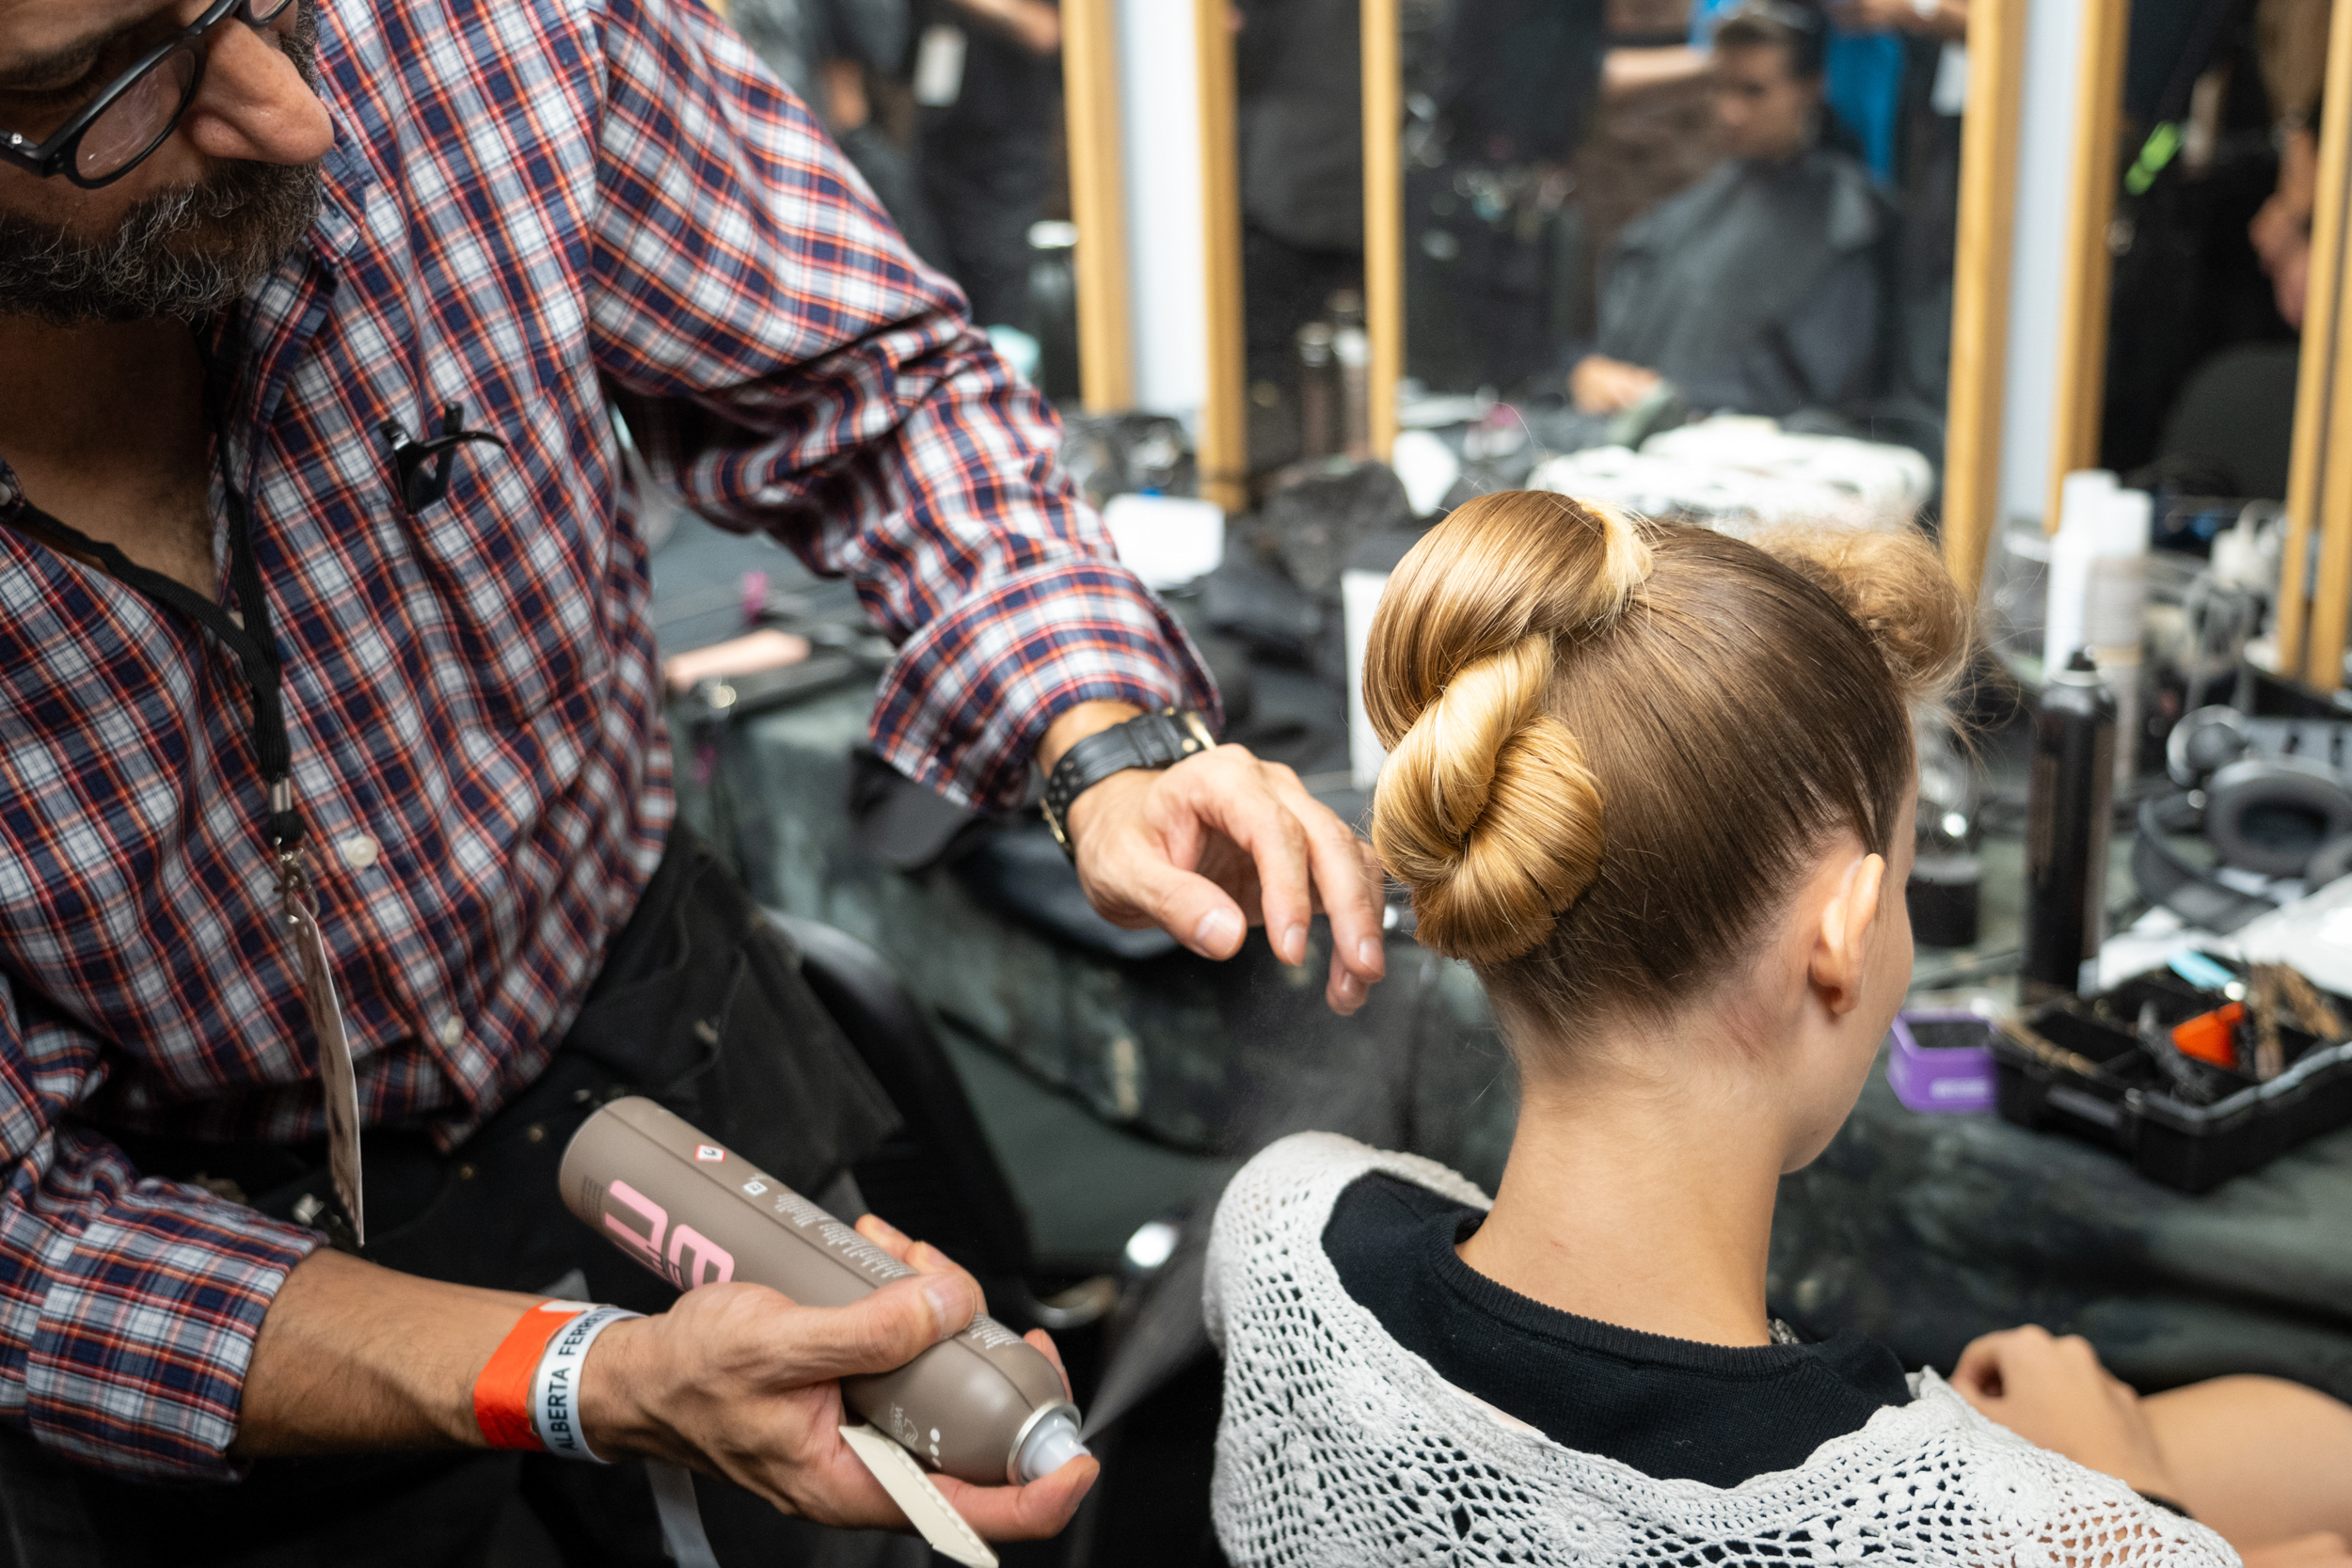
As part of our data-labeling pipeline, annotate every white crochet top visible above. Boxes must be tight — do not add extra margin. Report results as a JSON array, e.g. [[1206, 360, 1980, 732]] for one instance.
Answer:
[[1204, 1133, 2238, 1568]]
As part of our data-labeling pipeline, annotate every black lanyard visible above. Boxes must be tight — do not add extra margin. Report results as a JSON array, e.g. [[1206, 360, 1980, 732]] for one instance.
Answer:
[[13, 451, 308, 855]]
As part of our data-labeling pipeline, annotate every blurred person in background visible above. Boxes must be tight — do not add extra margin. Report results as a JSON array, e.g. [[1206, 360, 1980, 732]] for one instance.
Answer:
[[1566, 0, 1894, 420], [2249, 0, 2326, 330], [914, 0, 1062, 333], [1695, 0, 1967, 184], [728, 0, 953, 270]]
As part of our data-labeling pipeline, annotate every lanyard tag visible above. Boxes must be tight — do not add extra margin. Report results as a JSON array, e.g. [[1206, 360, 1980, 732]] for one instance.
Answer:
[[280, 850, 365, 1243]]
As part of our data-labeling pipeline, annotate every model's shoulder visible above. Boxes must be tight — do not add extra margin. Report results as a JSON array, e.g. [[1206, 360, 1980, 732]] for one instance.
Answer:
[[1204, 1135, 1487, 1345], [1220, 1134, 1487, 1219]]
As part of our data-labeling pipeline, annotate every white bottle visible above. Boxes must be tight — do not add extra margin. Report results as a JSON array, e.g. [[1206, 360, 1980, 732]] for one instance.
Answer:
[[2042, 468, 2117, 672], [2084, 486, 2152, 789]]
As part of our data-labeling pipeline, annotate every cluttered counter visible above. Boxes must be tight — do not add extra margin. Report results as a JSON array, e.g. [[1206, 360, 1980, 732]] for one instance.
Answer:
[[638, 382, 2352, 1450], [654, 507, 2352, 1406]]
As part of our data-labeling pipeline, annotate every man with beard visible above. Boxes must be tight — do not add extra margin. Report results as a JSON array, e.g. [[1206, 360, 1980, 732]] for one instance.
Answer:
[[0, 1, 1388, 1561], [1565, 0, 1894, 420]]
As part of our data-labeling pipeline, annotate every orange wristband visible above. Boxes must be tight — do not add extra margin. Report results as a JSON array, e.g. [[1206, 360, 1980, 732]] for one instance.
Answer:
[[473, 1301, 590, 1451]]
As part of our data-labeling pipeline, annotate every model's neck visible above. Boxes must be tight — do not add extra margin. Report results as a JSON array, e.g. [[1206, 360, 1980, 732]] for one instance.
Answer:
[[1456, 1025, 1787, 1349]]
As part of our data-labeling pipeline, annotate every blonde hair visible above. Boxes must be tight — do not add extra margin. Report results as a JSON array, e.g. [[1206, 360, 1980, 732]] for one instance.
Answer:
[[1366, 492, 1966, 1050]]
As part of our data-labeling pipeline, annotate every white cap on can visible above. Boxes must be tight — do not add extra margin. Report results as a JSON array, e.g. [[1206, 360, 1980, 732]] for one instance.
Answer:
[[1014, 1412, 1090, 1482]]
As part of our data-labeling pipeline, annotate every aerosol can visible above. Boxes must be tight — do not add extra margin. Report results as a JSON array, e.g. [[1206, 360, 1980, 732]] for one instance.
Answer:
[[2022, 650, 2117, 1001], [561, 1098, 1088, 1487]]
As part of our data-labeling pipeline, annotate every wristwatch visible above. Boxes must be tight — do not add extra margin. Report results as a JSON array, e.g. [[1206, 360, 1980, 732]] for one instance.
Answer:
[[1041, 708, 1218, 858]]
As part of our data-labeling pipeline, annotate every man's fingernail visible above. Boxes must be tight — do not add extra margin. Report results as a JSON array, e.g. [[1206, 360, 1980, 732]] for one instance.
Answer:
[[1281, 924, 1307, 963], [1195, 909, 1242, 954], [1336, 972, 1365, 1006], [924, 1275, 974, 1337], [1358, 938, 1383, 972]]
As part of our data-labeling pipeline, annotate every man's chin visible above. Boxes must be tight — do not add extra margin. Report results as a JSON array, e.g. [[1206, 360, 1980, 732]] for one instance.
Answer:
[[0, 160, 323, 328]]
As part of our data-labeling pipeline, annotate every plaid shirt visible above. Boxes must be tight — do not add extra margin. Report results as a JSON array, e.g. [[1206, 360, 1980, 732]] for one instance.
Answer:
[[0, 0, 1211, 1481]]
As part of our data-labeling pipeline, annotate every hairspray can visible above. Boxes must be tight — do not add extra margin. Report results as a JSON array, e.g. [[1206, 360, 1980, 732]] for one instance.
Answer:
[[1295, 323, 1338, 464], [2022, 651, 2117, 1001], [562, 1098, 1088, 1486]]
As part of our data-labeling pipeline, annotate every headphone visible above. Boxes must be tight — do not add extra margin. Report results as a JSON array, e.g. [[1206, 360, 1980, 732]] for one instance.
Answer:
[[2167, 706, 2352, 876], [2139, 706, 2352, 932]]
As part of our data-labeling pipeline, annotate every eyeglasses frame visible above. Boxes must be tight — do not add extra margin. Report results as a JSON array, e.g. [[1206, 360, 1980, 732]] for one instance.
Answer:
[[0, 0, 298, 191]]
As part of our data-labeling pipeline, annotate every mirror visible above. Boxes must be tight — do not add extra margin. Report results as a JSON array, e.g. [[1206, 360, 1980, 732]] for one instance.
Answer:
[[722, 0, 1086, 404], [1232, 0, 1379, 479], [2037, 0, 2352, 691], [1359, 0, 1974, 519], [2086, 0, 2321, 523]]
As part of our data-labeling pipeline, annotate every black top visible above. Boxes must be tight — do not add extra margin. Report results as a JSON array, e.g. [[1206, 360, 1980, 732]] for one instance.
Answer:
[[1323, 1173, 1912, 1488]]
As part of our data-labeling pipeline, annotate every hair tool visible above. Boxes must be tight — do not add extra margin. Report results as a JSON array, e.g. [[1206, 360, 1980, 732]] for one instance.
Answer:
[[561, 1098, 1089, 1567]]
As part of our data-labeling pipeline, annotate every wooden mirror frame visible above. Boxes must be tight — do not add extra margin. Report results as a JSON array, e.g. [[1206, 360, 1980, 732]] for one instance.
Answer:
[[1061, 0, 1249, 514], [1361, 0, 1402, 462], [1063, 0, 1134, 412], [1939, 0, 2029, 600], [2276, 0, 2352, 690], [1963, 0, 2352, 688]]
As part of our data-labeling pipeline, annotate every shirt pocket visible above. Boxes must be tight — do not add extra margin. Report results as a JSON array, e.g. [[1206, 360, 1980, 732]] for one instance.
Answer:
[[386, 384, 619, 736]]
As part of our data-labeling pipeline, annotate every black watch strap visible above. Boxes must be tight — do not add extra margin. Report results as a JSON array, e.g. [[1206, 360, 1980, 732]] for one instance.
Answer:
[[1041, 709, 1217, 856]]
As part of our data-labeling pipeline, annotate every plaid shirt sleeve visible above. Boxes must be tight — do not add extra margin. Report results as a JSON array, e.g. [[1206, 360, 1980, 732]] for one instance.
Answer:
[[586, 0, 1218, 810], [0, 980, 318, 1481]]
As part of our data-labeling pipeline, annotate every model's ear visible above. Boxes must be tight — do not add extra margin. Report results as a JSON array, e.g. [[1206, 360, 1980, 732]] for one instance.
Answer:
[[1806, 851, 1884, 1018]]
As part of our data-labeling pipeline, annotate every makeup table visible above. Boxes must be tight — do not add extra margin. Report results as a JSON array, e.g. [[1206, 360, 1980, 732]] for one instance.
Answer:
[[656, 515, 2352, 1404]]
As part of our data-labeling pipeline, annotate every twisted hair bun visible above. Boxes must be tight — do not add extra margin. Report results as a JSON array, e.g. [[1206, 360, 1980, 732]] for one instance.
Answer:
[[1365, 494, 1651, 965], [1361, 494, 1958, 1055]]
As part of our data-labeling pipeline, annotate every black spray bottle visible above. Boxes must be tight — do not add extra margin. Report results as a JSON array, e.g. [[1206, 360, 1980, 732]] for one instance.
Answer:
[[2022, 651, 2118, 1002]]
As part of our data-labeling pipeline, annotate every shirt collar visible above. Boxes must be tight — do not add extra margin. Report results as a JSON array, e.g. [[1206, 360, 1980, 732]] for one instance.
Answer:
[[308, 112, 373, 270]]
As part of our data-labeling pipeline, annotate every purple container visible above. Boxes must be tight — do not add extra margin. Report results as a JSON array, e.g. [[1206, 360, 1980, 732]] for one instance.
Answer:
[[1886, 1010, 1997, 1113]]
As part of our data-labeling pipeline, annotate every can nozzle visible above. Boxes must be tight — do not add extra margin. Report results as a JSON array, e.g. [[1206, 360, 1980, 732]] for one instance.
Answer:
[[1014, 1411, 1089, 1482]]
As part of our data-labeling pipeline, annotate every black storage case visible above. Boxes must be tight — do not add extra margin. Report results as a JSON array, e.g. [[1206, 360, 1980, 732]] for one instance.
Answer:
[[1991, 961, 2352, 1193]]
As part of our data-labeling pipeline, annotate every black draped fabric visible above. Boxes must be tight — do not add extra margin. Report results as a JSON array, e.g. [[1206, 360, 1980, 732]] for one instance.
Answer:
[[1324, 1171, 1914, 1488], [1593, 146, 1895, 417]]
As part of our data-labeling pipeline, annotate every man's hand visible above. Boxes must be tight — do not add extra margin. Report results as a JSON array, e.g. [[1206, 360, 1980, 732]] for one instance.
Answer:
[[1826, 0, 1969, 38], [239, 1229, 1092, 1544], [1569, 354, 1664, 416], [1950, 1326, 2180, 1499], [582, 1214, 1095, 1539], [946, 0, 1061, 55], [1044, 705, 1386, 1015]]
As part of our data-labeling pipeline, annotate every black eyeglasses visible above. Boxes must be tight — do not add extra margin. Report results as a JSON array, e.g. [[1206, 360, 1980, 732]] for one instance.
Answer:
[[0, 0, 300, 190]]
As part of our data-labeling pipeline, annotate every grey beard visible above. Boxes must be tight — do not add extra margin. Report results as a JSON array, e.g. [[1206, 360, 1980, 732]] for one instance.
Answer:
[[0, 7, 326, 326], [0, 162, 323, 325]]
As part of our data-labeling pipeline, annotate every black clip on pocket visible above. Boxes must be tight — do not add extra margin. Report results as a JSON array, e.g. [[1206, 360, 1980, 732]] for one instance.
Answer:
[[380, 402, 510, 515]]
